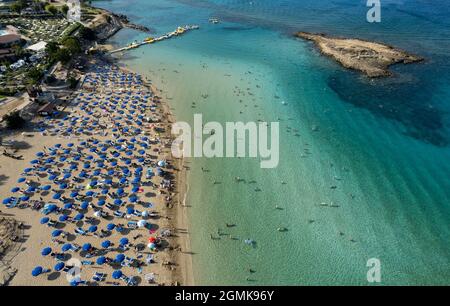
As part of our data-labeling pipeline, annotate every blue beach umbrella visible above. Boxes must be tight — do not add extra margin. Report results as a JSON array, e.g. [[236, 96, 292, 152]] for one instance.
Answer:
[[88, 225, 98, 233], [81, 201, 89, 210], [101, 240, 111, 248], [98, 199, 106, 206], [26, 186, 36, 193], [31, 266, 43, 277], [96, 256, 106, 265], [11, 187, 20, 193], [119, 238, 129, 246], [74, 213, 84, 221], [82, 243, 92, 252], [54, 262, 65, 272], [115, 254, 125, 263], [61, 243, 73, 252], [42, 185, 51, 191], [41, 247, 52, 256], [52, 230, 63, 237], [114, 199, 123, 206], [106, 223, 115, 231], [112, 270, 123, 279], [59, 215, 69, 222], [17, 177, 26, 183], [40, 217, 50, 224], [52, 193, 62, 200]]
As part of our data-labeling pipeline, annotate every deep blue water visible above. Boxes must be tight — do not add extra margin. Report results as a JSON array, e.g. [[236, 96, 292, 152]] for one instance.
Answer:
[[97, 0, 450, 285]]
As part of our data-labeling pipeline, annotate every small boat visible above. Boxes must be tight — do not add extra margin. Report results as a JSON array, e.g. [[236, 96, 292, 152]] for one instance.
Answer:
[[209, 18, 220, 24], [244, 239, 254, 245]]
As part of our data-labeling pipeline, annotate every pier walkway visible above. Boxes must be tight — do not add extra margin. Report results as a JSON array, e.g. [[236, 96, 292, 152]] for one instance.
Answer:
[[109, 25, 199, 54]]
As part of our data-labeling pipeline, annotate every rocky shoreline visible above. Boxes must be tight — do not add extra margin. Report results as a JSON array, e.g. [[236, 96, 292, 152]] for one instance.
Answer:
[[112, 13, 154, 33], [296, 32, 424, 78]]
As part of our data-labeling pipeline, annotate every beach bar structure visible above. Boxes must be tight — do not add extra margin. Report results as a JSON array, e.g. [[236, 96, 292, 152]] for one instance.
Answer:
[[37, 103, 55, 116]]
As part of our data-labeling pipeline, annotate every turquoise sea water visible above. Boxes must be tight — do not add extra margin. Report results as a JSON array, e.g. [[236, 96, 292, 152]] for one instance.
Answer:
[[96, 0, 450, 285]]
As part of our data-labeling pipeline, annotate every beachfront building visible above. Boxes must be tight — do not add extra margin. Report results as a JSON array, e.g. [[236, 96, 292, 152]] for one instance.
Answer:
[[0, 29, 22, 58]]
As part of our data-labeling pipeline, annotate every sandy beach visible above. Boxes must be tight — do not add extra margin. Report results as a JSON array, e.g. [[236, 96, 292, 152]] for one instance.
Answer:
[[0, 57, 193, 286]]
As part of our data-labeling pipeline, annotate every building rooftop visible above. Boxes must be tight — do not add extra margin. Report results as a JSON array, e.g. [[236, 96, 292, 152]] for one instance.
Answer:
[[0, 34, 21, 45]]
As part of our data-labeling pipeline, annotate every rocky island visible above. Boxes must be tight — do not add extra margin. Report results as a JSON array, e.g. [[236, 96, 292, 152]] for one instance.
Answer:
[[296, 32, 423, 77]]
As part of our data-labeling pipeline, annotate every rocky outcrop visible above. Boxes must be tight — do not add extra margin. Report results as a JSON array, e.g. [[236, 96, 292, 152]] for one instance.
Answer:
[[296, 32, 423, 78]]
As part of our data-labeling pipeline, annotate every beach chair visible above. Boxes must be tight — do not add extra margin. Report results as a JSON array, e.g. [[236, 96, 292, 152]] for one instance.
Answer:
[[144, 273, 155, 284], [127, 221, 138, 229], [6, 198, 19, 209], [74, 227, 87, 235], [47, 220, 58, 228], [114, 211, 125, 218], [81, 261, 94, 266], [91, 272, 106, 282], [146, 254, 154, 264], [55, 254, 65, 261], [71, 244, 81, 252]]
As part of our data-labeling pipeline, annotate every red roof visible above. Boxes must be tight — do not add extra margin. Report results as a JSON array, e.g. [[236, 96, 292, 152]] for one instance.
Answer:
[[0, 34, 21, 45]]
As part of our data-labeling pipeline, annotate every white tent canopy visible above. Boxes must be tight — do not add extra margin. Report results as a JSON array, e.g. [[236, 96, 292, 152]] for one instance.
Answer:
[[27, 41, 47, 52]]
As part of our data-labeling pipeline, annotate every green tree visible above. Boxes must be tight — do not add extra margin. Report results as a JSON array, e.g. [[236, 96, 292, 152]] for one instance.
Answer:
[[11, 44, 24, 57], [3, 111, 26, 130], [61, 4, 69, 15], [68, 77, 79, 89], [45, 4, 58, 15], [45, 41, 60, 55], [10, 2, 23, 13], [55, 48, 71, 64], [62, 37, 81, 55], [79, 26, 97, 41], [27, 67, 43, 84]]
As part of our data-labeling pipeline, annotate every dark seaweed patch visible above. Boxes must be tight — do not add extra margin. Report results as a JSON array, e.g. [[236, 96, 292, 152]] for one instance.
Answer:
[[327, 72, 448, 147]]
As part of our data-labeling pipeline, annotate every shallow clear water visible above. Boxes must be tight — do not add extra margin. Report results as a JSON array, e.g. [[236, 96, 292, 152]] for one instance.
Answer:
[[97, 0, 450, 285]]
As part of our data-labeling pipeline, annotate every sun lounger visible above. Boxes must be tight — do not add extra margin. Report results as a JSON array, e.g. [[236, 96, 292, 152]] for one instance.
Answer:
[[146, 254, 154, 264], [91, 272, 106, 282], [75, 227, 87, 235], [47, 220, 58, 227], [71, 244, 81, 252], [127, 221, 138, 229], [144, 273, 155, 283], [81, 261, 94, 265], [114, 211, 125, 218]]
